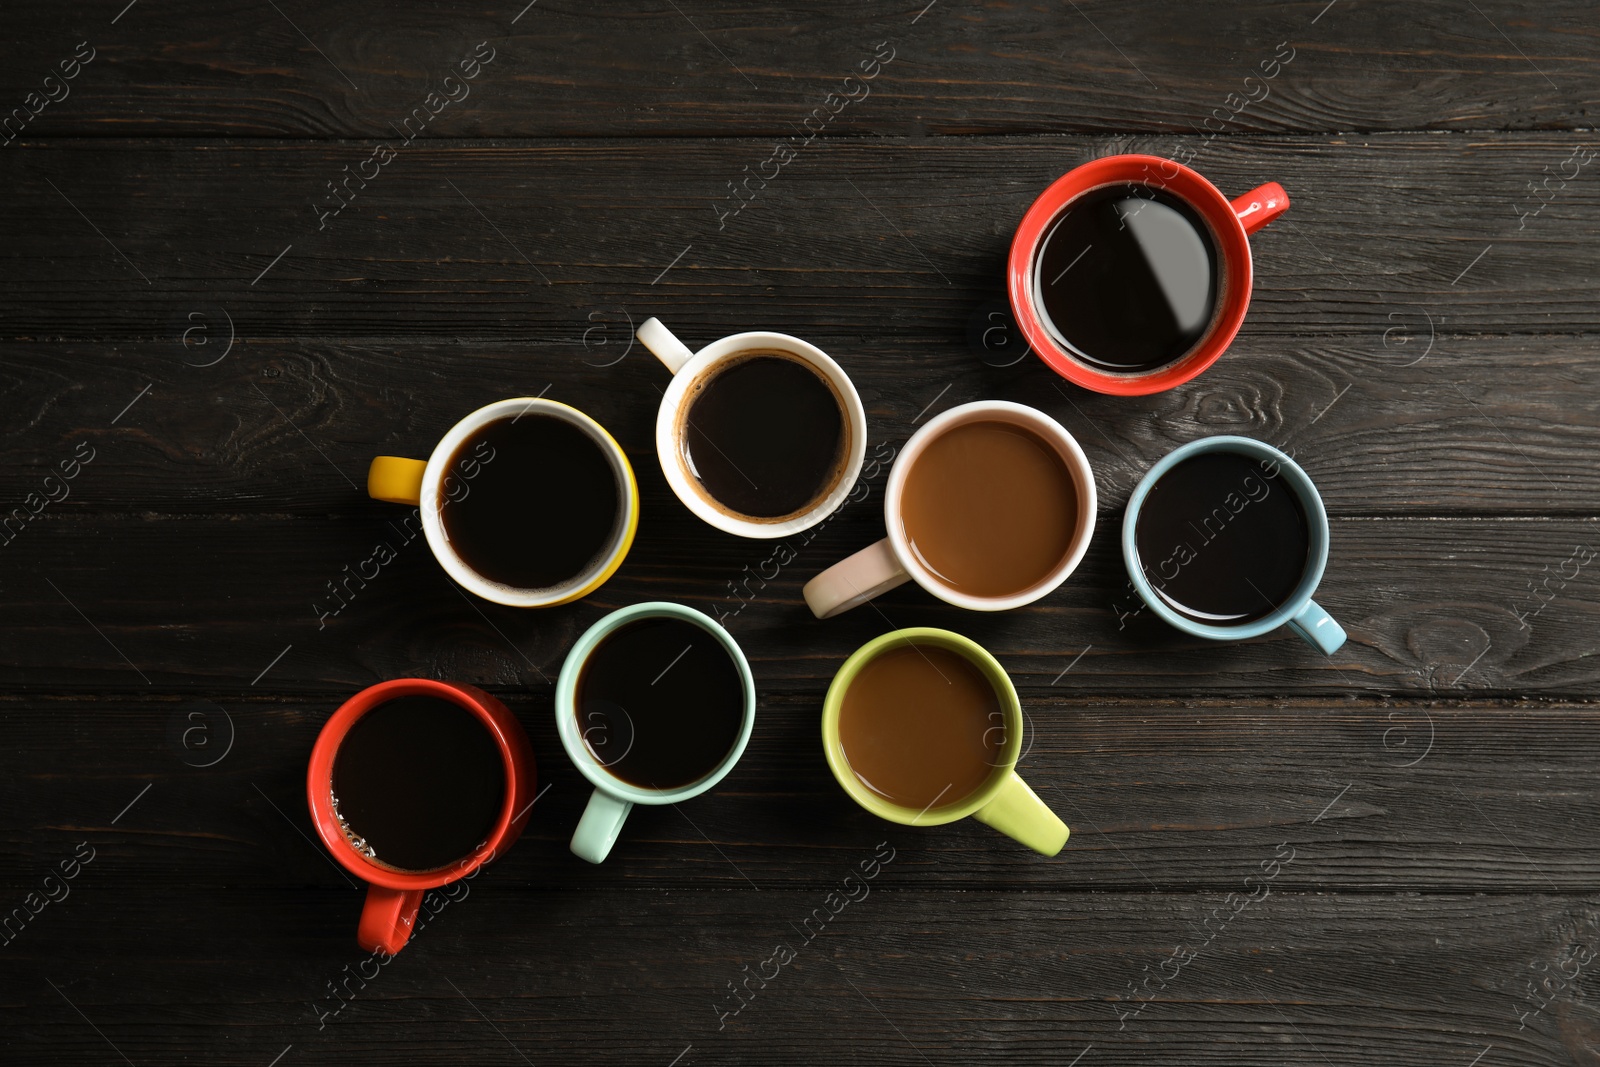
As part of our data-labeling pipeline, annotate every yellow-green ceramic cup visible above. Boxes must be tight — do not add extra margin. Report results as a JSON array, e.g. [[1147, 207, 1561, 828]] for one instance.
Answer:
[[821, 627, 1068, 856]]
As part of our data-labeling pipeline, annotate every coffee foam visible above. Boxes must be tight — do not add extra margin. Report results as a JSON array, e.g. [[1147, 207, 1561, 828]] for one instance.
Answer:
[[673, 348, 854, 524]]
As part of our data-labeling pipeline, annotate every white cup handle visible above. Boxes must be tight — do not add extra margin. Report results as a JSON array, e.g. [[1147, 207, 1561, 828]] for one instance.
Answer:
[[636, 317, 697, 375]]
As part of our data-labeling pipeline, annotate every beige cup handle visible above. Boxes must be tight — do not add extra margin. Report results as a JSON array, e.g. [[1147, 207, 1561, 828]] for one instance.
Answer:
[[803, 538, 911, 618], [636, 317, 696, 375]]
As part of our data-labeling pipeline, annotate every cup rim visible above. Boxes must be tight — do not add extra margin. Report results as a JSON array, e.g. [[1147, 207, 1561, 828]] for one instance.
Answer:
[[821, 627, 1023, 827], [1007, 153, 1256, 396], [421, 398, 640, 608], [1120, 435, 1331, 640], [653, 330, 868, 540], [881, 400, 1097, 611], [555, 601, 757, 805], [305, 678, 530, 890]]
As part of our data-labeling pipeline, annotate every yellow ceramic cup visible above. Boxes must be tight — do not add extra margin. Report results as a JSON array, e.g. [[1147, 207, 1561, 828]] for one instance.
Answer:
[[822, 627, 1068, 856], [368, 398, 639, 608]]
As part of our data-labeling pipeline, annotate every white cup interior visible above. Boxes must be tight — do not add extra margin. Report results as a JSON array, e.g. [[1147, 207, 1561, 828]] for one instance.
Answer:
[[421, 398, 635, 607]]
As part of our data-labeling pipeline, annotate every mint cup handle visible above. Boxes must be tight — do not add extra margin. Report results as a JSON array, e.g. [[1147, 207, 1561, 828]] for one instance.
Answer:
[[1288, 599, 1346, 655], [571, 790, 633, 864]]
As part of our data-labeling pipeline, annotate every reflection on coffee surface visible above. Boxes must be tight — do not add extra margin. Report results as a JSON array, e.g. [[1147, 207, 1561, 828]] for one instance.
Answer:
[[331, 695, 506, 872], [839, 644, 1002, 810], [440, 413, 621, 590], [577, 616, 745, 790], [680, 352, 847, 520], [1033, 182, 1219, 372], [898, 421, 1079, 598], [1134, 450, 1310, 625]]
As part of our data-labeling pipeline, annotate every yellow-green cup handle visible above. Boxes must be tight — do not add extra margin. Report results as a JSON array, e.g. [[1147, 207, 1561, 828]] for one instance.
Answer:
[[368, 456, 428, 505], [971, 772, 1069, 856]]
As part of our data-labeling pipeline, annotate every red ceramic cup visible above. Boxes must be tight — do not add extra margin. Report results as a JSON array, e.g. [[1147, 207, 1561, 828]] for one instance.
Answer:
[[306, 678, 536, 954], [1007, 153, 1288, 396]]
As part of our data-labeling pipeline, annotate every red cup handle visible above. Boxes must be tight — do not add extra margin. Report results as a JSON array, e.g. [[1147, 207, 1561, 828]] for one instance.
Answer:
[[1231, 182, 1289, 236], [357, 885, 426, 954]]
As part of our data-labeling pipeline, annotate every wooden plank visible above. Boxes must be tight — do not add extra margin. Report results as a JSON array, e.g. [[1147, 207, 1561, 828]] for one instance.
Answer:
[[5, 5, 1597, 1065], [0, 330, 1595, 516], [0, 512, 1591, 695], [3, 696, 1598, 890], [2, 883, 1594, 1064], [1, 2, 1596, 138], [0, 136, 1597, 340]]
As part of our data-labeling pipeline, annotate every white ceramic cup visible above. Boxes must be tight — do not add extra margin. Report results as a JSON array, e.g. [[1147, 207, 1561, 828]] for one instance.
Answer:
[[636, 317, 867, 540], [367, 397, 640, 608], [802, 400, 1096, 617]]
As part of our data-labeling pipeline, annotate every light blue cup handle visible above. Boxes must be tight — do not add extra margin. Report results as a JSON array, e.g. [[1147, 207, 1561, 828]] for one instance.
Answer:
[[1287, 599, 1346, 655], [572, 791, 634, 865]]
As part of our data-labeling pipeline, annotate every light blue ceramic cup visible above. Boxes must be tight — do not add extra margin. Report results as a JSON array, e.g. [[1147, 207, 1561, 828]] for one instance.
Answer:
[[556, 602, 756, 864], [1121, 436, 1345, 655]]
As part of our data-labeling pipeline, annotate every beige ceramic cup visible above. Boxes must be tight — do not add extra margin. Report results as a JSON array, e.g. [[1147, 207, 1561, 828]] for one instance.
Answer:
[[803, 400, 1095, 618]]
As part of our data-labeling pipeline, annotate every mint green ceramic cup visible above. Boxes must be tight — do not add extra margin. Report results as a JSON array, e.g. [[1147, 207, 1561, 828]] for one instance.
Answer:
[[556, 602, 756, 864]]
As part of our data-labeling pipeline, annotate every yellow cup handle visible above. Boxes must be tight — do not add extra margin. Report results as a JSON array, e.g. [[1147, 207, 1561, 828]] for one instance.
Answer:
[[368, 456, 428, 506], [971, 772, 1069, 856]]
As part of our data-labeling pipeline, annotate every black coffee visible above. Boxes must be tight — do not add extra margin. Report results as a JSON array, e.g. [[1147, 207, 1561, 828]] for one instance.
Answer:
[[332, 695, 506, 872], [1034, 182, 1219, 372], [1133, 450, 1310, 625], [441, 413, 620, 590], [681, 352, 846, 520], [577, 617, 745, 790]]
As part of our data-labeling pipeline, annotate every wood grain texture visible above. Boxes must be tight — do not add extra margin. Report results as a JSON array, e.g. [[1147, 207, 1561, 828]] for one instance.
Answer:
[[1, 695, 1597, 891], [4, 2, 1599, 1064], [1, 1, 1596, 138], [4, 885, 1599, 1065], [0, 511, 1590, 696], [0, 136, 1596, 341], [1, 331, 1597, 516]]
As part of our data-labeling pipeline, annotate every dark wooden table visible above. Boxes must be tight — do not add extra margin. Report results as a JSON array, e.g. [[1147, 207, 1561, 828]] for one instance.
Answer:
[[4, 2, 1599, 1063]]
